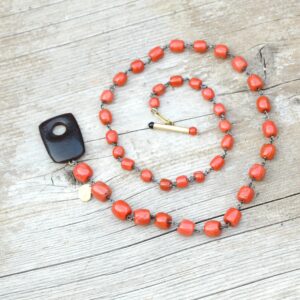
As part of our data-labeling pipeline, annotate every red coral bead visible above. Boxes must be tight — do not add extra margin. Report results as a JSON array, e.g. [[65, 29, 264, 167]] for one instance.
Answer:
[[92, 181, 112, 202], [112, 200, 132, 220], [152, 83, 166, 96], [210, 155, 225, 171], [121, 158, 135, 171], [99, 109, 112, 125], [154, 212, 172, 230], [194, 171, 205, 183], [231, 56, 248, 73], [140, 169, 153, 182], [202, 88, 215, 101], [160, 179, 172, 191], [177, 219, 195, 236], [113, 72, 127, 86], [193, 40, 208, 53], [214, 44, 229, 59], [256, 96, 271, 113], [170, 75, 184, 87], [221, 134, 234, 150], [260, 144, 276, 160], [237, 186, 255, 204], [148, 46, 164, 62], [262, 120, 278, 138], [169, 39, 185, 53], [100, 90, 114, 104], [189, 77, 202, 90], [130, 59, 144, 74], [112, 146, 125, 159], [247, 74, 264, 91], [149, 97, 160, 108], [219, 119, 232, 132], [224, 208, 242, 227], [176, 175, 189, 188], [189, 127, 198, 136], [249, 163, 266, 181], [213, 103, 226, 117], [106, 130, 118, 144], [134, 209, 151, 225], [204, 220, 222, 237], [73, 162, 93, 183]]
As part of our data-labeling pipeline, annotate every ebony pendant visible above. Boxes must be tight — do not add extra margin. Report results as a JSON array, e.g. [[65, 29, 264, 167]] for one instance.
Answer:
[[39, 113, 85, 163]]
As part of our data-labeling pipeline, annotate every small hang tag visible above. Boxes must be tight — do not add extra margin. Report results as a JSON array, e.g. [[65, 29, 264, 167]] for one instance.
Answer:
[[78, 184, 92, 202]]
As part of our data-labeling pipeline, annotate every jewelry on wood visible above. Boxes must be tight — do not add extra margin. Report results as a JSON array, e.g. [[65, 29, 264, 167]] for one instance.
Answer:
[[40, 39, 278, 238]]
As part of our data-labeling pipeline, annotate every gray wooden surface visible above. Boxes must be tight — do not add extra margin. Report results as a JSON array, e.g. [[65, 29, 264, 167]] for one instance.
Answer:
[[1, 0, 300, 299]]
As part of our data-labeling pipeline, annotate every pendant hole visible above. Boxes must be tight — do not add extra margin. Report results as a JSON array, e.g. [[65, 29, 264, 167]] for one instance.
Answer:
[[52, 124, 67, 136]]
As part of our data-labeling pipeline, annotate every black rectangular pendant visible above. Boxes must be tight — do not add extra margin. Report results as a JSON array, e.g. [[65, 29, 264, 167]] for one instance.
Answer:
[[39, 113, 85, 163]]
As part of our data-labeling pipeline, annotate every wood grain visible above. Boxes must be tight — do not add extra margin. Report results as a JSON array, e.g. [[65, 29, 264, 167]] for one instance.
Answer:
[[0, 0, 300, 299]]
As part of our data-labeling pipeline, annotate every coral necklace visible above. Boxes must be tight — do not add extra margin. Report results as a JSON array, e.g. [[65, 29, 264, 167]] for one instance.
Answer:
[[72, 39, 278, 238]]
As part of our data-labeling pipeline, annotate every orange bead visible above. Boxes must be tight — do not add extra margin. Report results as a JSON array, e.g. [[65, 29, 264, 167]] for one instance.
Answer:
[[219, 119, 232, 132], [193, 40, 208, 53], [210, 155, 225, 171], [249, 163, 266, 181], [202, 87, 215, 101], [177, 219, 195, 236], [73, 162, 93, 183], [260, 144, 276, 160], [262, 120, 278, 138], [231, 56, 248, 73], [152, 83, 166, 96], [134, 209, 151, 225], [169, 39, 185, 53], [130, 59, 144, 74], [213, 103, 226, 117], [149, 97, 160, 108], [204, 220, 222, 237], [154, 212, 172, 230], [92, 181, 112, 202], [194, 171, 205, 183], [160, 179, 172, 191], [189, 127, 198, 136], [140, 169, 153, 182], [224, 208, 242, 227], [247, 74, 264, 91], [99, 109, 112, 125], [112, 146, 125, 159], [237, 186, 255, 204], [113, 72, 127, 86], [170, 75, 184, 87], [256, 96, 271, 113], [121, 158, 135, 171], [176, 175, 189, 188], [100, 90, 114, 104], [106, 130, 118, 144], [214, 44, 229, 59], [189, 77, 202, 90], [148, 46, 164, 62], [221, 134, 234, 150], [112, 200, 132, 220]]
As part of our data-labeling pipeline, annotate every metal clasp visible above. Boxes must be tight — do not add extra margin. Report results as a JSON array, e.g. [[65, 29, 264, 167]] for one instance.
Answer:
[[151, 108, 174, 125]]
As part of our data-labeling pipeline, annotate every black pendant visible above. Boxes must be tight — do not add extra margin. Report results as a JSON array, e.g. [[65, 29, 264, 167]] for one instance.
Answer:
[[39, 113, 85, 163]]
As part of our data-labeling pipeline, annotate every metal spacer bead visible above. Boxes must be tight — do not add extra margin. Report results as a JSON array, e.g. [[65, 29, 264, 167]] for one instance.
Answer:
[[188, 175, 195, 182], [109, 84, 116, 91], [162, 44, 169, 50], [144, 57, 152, 65], [127, 214, 134, 222]]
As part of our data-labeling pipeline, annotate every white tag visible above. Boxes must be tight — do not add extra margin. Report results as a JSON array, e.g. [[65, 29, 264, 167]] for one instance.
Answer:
[[78, 184, 92, 202]]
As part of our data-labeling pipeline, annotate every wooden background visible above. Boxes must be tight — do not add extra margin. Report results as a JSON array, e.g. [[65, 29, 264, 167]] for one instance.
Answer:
[[1, 0, 300, 299]]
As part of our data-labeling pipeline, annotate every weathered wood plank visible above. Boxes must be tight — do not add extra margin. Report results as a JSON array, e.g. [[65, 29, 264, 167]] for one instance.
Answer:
[[0, 0, 300, 299]]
